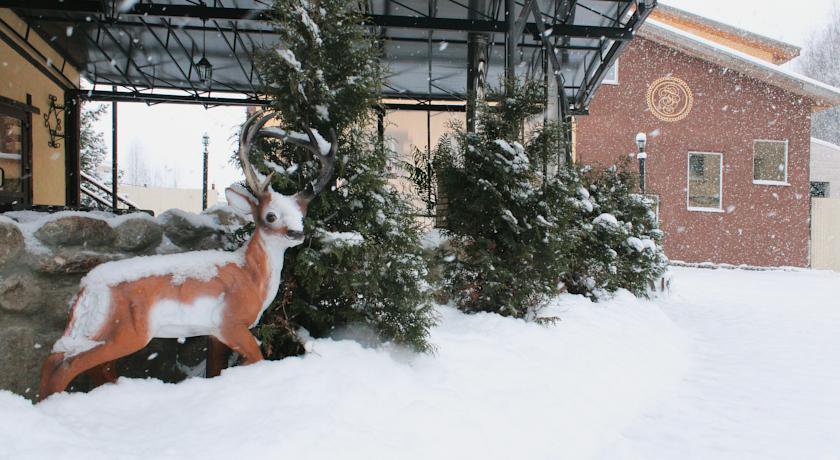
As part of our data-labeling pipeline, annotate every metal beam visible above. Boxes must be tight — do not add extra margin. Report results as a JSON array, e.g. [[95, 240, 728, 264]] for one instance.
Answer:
[[368, 14, 633, 39], [0, 1, 273, 20], [576, 0, 654, 109], [81, 90, 264, 106], [3, 1, 635, 39]]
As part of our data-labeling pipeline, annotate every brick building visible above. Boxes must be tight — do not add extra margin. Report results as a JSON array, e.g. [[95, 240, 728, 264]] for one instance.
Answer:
[[575, 5, 840, 267]]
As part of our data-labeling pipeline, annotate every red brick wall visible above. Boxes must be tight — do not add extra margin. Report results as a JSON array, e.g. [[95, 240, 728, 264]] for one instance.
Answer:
[[576, 38, 812, 267]]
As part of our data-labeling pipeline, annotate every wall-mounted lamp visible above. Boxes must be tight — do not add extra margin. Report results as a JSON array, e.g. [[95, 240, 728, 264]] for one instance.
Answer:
[[44, 95, 65, 148]]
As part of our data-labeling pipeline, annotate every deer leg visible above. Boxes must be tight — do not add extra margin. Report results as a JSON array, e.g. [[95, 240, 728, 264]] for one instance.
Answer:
[[39, 352, 67, 401], [88, 361, 119, 387], [205, 336, 229, 378], [39, 334, 147, 401], [217, 327, 263, 366]]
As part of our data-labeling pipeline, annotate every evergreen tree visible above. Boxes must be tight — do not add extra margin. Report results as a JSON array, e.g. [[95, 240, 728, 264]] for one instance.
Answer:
[[559, 161, 668, 299], [434, 80, 569, 317], [248, 0, 434, 356], [80, 103, 108, 176], [431, 80, 666, 315]]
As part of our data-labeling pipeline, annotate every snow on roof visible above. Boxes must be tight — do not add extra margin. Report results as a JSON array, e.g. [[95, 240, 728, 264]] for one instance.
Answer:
[[653, 4, 801, 63], [639, 19, 840, 111], [811, 137, 840, 152]]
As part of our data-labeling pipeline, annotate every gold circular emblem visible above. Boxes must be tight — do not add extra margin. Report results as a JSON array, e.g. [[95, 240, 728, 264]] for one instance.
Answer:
[[646, 76, 693, 122]]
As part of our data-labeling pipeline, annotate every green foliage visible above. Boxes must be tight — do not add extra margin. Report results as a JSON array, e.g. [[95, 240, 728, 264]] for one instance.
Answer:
[[250, 0, 434, 356], [256, 0, 380, 134], [560, 162, 668, 298], [431, 80, 666, 316], [434, 80, 569, 317]]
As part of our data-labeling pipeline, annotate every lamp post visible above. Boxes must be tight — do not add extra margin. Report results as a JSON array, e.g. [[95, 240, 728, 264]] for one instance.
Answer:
[[202, 133, 209, 210], [636, 132, 647, 194]]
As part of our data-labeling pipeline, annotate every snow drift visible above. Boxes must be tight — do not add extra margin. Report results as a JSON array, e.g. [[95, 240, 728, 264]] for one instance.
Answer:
[[0, 292, 688, 460]]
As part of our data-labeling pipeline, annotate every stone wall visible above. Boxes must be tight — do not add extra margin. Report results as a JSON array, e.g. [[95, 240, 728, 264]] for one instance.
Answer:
[[0, 207, 248, 400]]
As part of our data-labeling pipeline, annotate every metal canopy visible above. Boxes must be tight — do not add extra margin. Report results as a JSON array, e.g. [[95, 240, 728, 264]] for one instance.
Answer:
[[1, 0, 654, 114]]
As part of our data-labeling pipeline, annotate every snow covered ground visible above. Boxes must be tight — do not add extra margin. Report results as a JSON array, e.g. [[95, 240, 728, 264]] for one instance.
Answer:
[[1, 267, 839, 459], [599, 267, 840, 459]]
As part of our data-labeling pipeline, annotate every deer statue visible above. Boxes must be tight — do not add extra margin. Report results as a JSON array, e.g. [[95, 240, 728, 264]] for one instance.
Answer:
[[38, 110, 337, 400]]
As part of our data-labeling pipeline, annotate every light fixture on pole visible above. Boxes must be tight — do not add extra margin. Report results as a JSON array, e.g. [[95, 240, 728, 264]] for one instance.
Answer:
[[636, 132, 647, 194], [196, 19, 213, 84], [202, 133, 209, 210]]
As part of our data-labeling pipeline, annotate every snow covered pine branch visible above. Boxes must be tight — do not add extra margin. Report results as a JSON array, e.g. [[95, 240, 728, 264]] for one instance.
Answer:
[[38, 110, 338, 401]]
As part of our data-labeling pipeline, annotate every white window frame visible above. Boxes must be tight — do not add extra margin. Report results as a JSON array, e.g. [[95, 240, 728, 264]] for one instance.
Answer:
[[686, 151, 724, 213], [602, 58, 618, 85], [752, 139, 789, 186]]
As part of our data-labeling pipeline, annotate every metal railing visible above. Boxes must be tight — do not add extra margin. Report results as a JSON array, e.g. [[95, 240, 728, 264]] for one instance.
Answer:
[[80, 171, 138, 210]]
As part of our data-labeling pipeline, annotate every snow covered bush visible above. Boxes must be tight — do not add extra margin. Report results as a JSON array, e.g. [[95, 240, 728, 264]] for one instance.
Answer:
[[433, 80, 570, 317], [245, 0, 434, 356], [560, 161, 668, 299], [430, 81, 666, 315]]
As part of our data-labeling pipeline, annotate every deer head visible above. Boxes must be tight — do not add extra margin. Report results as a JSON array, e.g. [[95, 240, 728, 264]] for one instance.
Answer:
[[225, 110, 337, 245]]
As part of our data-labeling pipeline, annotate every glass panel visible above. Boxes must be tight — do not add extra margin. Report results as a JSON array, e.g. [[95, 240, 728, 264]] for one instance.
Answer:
[[0, 114, 23, 194], [688, 153, 721, 209], [754, 140, 786, 182]]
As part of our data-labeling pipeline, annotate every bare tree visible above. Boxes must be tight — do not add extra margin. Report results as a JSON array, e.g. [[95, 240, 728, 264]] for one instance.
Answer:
[[124, 141, 151, 186], [798, 2, 840, 144]]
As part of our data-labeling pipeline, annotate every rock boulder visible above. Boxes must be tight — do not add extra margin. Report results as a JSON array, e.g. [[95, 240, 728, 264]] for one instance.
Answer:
[[114, 218, 163, 252], [34, 216, 115, 248]]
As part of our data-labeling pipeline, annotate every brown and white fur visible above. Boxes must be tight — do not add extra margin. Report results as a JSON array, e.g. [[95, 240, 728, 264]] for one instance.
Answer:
[[39, 111, 336, 400]]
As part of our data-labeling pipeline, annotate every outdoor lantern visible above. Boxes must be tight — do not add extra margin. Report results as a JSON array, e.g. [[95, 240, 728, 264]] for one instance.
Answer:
[[196, 19, 213, 84], [635, 132, 647, 153], [636, 132, 647, 194], [196, 56, 213, 83]]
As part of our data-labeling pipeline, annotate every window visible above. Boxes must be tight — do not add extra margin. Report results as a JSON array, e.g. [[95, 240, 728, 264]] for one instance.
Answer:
[[603, 59, 618, 85], [753, 140, 788, 185], [687, 152, 723, 211], [0, 101, 31, 208], [811, 181, 830, 198]]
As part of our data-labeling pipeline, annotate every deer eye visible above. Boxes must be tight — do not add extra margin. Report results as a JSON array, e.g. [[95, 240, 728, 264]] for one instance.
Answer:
[[265, 212, 277, 223]]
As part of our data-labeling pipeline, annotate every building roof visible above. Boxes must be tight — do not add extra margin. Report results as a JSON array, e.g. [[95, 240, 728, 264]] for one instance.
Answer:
[[0, 0, 652, 114], [650, 4, 801, 65], [639, 19, 840, 111]]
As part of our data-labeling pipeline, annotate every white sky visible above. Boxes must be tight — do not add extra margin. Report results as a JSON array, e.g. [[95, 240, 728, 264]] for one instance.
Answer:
[[92, 0, 838, 197]]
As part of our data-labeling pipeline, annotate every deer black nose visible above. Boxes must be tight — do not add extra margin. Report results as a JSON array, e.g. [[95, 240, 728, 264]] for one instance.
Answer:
[[287, 230, 305, 240]]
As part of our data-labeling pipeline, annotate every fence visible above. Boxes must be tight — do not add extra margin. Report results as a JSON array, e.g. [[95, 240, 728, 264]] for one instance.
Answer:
[[811, 198, 840, 271]]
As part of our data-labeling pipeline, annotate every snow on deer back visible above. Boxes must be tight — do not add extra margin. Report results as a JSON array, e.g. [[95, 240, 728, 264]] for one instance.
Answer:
[[53, 189, 307, 358]]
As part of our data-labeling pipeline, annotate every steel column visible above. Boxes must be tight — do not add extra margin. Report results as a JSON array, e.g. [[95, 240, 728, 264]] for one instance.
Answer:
[[63, 91, 81, 207], [111, 92, 118, 210]]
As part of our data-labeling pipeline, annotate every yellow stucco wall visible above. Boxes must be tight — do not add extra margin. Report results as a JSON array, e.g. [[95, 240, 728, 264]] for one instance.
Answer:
[[0, 9, 80, 205]]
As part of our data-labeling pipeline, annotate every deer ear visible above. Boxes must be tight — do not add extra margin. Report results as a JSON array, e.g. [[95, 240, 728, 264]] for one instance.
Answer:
[[225, 185, 258, 215]]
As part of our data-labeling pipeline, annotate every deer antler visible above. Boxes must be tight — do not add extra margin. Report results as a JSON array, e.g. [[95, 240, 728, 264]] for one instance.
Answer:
[[238, 110, 337, 199], [296, 123, 337, 203], [238, 110, 278, 194]]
